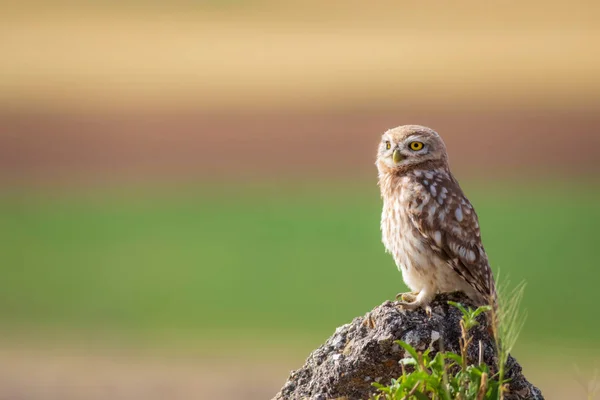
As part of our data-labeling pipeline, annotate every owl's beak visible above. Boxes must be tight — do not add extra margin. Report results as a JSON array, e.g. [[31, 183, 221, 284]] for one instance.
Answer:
[[392, 149, 403, 164]]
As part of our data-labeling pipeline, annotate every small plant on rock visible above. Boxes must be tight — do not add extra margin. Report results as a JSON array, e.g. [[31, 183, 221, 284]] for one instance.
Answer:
[[371, 303, 502, 400]]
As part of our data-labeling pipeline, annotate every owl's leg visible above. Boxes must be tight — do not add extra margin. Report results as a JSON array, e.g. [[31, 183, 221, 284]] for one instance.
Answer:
[[395, 292, 417, 302], [397, 288, 435, 315]]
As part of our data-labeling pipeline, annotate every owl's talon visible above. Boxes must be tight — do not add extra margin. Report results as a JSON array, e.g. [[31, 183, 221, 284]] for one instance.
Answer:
[[425, 306, 432, 317], [397, 301, 433, 315], [395, 292, 417, 302]]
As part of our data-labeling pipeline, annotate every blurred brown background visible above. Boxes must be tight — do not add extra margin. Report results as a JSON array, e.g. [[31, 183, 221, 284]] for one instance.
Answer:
[[1, 1, 599, 399], [2, 0, 600, 185]]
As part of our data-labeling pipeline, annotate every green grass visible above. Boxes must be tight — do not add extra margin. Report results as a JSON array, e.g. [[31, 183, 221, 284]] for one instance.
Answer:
[[0, 181, 598, 349]]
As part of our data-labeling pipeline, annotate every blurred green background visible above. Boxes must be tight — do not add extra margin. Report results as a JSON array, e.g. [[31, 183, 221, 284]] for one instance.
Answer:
[[1, 1, 600, 399]]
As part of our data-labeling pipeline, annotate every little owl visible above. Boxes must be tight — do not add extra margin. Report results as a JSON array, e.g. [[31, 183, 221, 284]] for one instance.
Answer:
[[376, 125, 496, 310]]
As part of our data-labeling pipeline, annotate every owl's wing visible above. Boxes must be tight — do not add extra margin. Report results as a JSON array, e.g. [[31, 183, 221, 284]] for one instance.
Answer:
[[406, 176, 495, 300]]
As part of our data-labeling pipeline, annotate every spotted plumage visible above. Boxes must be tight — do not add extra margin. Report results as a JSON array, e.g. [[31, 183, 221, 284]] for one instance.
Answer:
[[376, 125, 496, 309]]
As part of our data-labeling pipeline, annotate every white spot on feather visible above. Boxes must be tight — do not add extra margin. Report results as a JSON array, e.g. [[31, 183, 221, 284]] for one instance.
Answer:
[[438, 209, 447, 221], [434, 231, 442, 246], [467, 250, 477, 262], [428, 204, 438, 223], [455, 207, 463, 222]]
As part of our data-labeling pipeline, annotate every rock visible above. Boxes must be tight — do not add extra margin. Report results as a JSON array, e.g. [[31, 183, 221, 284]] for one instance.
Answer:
[[273, 292, 543, 400]]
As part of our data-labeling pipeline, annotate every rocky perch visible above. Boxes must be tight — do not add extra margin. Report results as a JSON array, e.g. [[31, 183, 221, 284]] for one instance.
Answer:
[[274, 292, 543, 400]]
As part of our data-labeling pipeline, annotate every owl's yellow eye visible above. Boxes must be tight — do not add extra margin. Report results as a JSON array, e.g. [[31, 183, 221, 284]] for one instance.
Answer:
[[409, 141, 424, 151], [385, 141, 391, 150]]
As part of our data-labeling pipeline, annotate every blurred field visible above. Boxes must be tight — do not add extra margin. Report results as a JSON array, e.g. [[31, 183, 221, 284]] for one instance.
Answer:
[[2, 109, 600, 186], [2, 182, 600, 398], [3, 182, 600, 342], [2, 1, 600, 112]]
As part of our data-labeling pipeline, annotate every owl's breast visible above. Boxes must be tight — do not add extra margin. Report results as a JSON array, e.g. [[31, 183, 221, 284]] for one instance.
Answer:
[[380, 185, 443, 291], [381, 194, 429, 268]]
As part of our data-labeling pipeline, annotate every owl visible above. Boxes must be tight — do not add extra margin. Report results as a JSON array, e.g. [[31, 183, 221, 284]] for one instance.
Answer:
[[376, 125, 496, 310]]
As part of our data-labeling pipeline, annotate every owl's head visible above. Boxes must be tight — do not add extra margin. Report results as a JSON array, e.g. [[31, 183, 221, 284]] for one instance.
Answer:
[[376, 125, 449, 174]]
